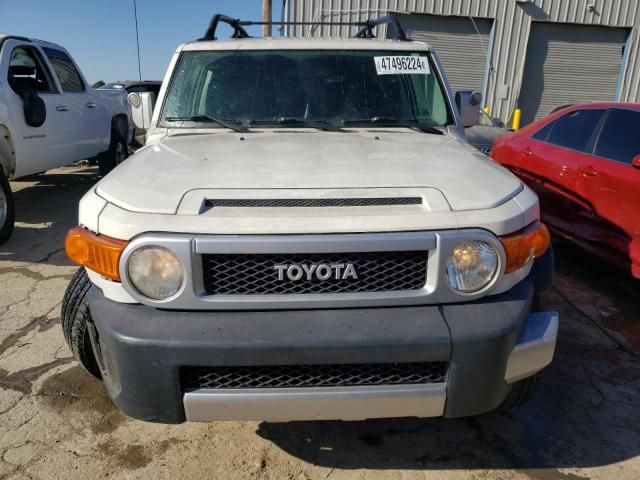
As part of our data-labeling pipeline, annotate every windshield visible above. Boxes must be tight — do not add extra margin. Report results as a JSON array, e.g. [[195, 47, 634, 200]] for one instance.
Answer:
[[161, 50, 451, 129]]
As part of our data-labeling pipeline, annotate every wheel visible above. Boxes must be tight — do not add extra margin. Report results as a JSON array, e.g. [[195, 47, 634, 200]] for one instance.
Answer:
[[0, 168, 15, 245], [500, 374, 538, 410], [98, 129, 128, 176], [61, 268, 102, 379]]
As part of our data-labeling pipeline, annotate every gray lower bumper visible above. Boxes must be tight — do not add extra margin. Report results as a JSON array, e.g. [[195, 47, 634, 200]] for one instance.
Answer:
[[184, 384, 447, 422], [182, 311, 557, 422], [88, 279, 557, 424]]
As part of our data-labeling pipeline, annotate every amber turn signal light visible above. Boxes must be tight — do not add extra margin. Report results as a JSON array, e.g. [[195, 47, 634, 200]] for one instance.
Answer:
[[500, 222, 551, 273], [64, 226, 128, 281]]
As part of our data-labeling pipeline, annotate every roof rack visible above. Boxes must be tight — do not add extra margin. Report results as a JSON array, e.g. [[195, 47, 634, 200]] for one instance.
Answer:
[[198, 13, 409, 42]]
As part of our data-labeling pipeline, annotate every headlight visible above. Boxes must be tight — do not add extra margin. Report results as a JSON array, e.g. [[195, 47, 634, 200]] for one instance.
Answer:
[[127, 246, 184, 300], [446, 241, 499, 292]]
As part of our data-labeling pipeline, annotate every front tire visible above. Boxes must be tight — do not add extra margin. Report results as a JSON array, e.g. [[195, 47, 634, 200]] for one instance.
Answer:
[[61, 268, 102, 379], [0, 168, 15, 245], [98, 130, 128, 176], [500, 374, 538, 410]]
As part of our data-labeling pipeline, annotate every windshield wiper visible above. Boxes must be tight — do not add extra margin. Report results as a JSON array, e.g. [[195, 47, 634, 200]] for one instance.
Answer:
[[165, 114, 248, 133], [343, 117, 443, 135], [276, 117, 344, 132]]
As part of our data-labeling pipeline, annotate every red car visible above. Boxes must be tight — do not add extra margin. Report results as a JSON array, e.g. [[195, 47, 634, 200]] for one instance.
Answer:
[[491, 103, 640, 278]]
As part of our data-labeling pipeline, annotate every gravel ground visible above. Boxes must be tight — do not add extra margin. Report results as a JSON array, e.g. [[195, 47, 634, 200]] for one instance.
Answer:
[[1, 165, 639, 480]]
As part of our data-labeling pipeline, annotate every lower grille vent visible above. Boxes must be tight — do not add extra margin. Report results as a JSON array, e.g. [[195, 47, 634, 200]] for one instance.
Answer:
[[181, 362, 448, 391]]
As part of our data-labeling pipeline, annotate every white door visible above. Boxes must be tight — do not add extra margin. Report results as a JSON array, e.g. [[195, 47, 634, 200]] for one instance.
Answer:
[[40, 46, 103, 160], [3, 41, 74, 178]]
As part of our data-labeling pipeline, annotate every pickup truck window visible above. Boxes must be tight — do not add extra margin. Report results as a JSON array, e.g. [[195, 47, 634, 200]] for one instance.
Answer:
[[161, 50, 451, 129], [42, 47, 85, 93], [7, 46, 56, 94]]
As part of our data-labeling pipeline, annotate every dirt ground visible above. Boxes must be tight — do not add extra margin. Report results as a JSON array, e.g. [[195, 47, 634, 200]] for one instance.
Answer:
[[1, 165, 639, 480]]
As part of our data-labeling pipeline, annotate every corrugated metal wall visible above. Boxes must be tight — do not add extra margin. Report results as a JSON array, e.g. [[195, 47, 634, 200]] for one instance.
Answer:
[[285, 0, 640, 123], [395, 13, 493, 92], [519, 23, 629, 123]]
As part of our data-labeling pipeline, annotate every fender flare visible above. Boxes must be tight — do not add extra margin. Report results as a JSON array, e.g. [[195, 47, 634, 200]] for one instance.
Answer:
[[0, 125, 16, 178], [530, 244, 555, 293]]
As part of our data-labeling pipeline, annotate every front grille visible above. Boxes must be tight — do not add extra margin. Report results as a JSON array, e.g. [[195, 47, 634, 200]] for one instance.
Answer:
[[204, 197, 422, 208], [181, 362, 448, 391], [202, 251, 427, 295]]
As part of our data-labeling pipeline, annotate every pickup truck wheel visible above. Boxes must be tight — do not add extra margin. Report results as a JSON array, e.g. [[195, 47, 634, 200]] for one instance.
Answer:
[[0, 169, 15, 245], [61, 268, 102, 379], [98, 131, 128, 176], [500, 374, 538, 410]]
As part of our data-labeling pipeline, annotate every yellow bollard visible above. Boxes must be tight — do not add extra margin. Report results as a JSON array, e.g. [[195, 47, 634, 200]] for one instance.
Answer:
[[512, 108, 522, 131], [483, 107, 490, 114]]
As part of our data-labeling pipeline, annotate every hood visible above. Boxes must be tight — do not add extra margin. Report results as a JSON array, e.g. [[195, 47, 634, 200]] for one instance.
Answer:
[[96, 130, 522, 215]]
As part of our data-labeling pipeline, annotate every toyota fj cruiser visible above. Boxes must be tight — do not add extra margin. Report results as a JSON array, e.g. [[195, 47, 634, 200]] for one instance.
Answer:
[[61, 15, 558, 423]]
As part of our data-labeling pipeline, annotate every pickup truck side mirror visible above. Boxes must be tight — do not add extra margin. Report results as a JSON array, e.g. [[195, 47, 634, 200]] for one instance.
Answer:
[[9, 67, 47, 128], [632, 155, 640, 169], [22, 94, 46, 128], [455, 91, 482, 128]]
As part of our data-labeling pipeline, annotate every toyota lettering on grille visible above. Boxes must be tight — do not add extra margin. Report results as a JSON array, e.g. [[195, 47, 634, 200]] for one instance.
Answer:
[[274, 263, 358, 281]]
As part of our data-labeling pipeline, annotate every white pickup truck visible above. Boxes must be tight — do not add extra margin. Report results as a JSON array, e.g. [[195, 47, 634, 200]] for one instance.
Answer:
[[0, 35, 133, 244]]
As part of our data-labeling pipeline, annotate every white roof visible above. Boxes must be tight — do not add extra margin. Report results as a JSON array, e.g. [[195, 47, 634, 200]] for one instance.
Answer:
[[180, 37, 431, 52], [0, 34, 67, 52]]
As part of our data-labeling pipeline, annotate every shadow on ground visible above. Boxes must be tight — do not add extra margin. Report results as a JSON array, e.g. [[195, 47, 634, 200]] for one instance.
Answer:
[[257, 242, 640, 472], [2, 165, 99, 266]]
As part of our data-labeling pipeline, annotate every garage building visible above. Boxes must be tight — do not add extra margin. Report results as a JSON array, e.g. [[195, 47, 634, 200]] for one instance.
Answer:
[[283, 0, 640, 126]]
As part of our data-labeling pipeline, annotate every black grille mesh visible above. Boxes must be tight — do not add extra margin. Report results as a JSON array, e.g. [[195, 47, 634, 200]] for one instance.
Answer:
[[202, 251, 427, 295], [181, 362, 448, 391], [204, 197, 422, 208]]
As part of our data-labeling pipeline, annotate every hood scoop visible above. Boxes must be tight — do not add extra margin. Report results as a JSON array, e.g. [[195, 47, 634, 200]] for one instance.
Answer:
[[203, 197, 423, 210], [176, 188, 450, 216]]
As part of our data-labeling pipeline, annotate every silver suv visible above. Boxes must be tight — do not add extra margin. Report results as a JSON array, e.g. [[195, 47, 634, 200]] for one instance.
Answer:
[[61, 14, 558, 424]]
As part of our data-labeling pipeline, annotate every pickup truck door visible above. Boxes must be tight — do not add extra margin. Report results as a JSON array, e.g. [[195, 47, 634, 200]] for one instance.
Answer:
[[41, 47, 103, 160], [577, 107, 640, 270], [2, 41, 73, 178]]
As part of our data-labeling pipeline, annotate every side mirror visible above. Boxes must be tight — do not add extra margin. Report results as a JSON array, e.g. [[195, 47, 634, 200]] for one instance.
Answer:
[[127, 92, 142, 108], [455, 91, 483, 128], [632, 155, 640, 169], [11, 74, 46, 127], [22, 92, 46, 128]]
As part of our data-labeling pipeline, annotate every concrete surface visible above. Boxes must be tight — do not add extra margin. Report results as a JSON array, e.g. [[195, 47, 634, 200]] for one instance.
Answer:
[[1, 165, 639, 480]]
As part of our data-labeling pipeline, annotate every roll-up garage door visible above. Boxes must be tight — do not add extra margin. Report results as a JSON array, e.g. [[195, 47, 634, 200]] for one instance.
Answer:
[[395, 13, 492, 93], [520, 23, 629, 125]]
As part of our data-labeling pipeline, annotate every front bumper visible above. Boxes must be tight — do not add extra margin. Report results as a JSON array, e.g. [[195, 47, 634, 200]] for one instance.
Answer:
[[88, 279, 557, 423]]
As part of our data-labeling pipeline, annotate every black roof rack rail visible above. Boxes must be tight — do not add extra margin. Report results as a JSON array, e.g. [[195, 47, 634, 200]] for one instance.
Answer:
[[198, 13, 410, 42], [199, 15, 251, 41], [354, 15, 408, 41]]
